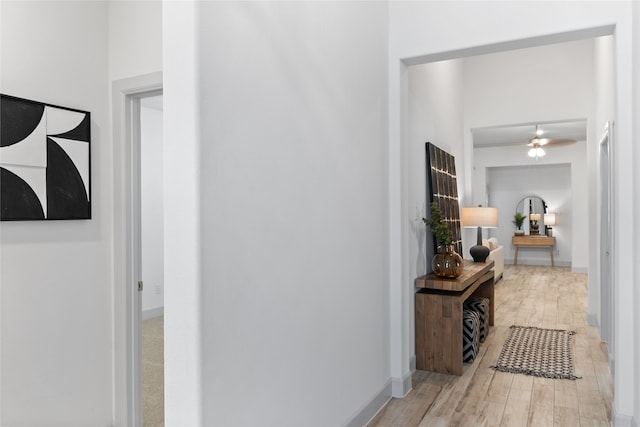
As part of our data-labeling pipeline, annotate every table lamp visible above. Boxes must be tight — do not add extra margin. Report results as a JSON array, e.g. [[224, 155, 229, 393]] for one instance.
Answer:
[[461, 206, 499, 262], [544, 213, 556, 236]]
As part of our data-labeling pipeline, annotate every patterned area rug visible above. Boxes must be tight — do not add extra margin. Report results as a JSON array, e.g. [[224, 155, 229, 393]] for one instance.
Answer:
[[491, 325, 582, 380]]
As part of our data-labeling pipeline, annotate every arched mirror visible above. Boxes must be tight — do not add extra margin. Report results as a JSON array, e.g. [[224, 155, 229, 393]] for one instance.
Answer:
[[515, 196, 548, 235]]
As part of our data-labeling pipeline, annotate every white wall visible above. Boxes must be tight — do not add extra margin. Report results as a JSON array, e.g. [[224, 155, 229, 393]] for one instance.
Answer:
[[408, 60, 466, 275], [0, 2, 112, 425], [633, 2, 640, 425], [109, 0, 162, 82], [141, 102, 164, 315], [163, 2, 202, 425], [388, 1, 636, 423], [165, 2, 390, 425], [487, 163, 574, 266], [594, 36, 615, 142]]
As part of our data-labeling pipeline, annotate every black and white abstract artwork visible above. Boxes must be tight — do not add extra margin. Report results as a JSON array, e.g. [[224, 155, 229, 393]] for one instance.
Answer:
[[1, 94, 91, 220]]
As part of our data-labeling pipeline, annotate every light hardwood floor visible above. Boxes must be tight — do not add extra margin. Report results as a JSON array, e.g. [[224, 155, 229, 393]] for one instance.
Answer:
[[368, 265, 613, 427], [143, 315, 164, 427]]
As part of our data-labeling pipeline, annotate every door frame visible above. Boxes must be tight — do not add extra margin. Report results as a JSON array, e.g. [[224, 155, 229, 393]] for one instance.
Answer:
[[599, 121, 615, 371], [112, 71, 163, 426]]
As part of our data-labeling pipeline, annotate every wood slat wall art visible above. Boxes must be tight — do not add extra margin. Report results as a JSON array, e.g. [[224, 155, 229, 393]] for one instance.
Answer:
[[425, 142, 462, 255]]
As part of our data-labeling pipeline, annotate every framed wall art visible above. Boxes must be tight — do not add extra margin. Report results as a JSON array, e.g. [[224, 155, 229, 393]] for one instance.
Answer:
[[1, 94, 91, 220]]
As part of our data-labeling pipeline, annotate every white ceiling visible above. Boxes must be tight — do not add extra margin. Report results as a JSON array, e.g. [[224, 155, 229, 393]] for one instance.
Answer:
[[471, 119, 587, 148]]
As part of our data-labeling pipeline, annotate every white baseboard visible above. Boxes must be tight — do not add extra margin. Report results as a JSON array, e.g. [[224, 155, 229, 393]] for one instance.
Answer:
[[586, 313, 599, 327], [392, 369, 413, 398], [505, 258, 571, 267], [142, 307, 164, 320], [571, 266, 588, 273], [345, 367, 414, 427], [344, 380, 391, 427], [612, 405, 635, 427]]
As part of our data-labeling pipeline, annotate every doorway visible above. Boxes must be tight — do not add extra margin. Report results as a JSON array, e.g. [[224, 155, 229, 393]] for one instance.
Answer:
[[139, 94, 165, 426], [112, 72, 163, 427], [394, 28, 616, 399], [599, 122, 614, 372]]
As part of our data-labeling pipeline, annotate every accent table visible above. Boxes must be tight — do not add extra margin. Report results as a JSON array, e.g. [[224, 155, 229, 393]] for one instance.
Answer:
[[415, 260, 494, 375], [512, 235, 556, 266]]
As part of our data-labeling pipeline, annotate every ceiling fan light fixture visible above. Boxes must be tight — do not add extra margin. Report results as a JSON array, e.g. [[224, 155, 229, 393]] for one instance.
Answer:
[[527, 144, 545, 159], [527, 125, 548, 159]]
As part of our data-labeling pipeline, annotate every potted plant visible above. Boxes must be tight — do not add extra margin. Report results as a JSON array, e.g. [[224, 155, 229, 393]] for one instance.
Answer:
[[513, 212, 526, 236], [423, 202, 463, 278]]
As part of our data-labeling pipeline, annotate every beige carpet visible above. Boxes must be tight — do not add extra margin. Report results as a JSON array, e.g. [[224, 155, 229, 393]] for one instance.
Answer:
[[143, 315, 164, 427]]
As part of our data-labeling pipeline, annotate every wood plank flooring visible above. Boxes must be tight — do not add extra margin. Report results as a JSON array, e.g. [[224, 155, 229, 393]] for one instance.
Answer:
[[143, 315, 164, 427], [367, 265, 613, 427]]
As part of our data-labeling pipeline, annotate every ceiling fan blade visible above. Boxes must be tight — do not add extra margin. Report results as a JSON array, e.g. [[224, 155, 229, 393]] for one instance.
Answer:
[[528, 137, 550, 146], [527, 138, 576, 147], [545, 138, 576, 146]]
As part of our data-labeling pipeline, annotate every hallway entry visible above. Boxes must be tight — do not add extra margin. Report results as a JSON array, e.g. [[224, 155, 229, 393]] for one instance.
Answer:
[[140, 94, 165, 426]]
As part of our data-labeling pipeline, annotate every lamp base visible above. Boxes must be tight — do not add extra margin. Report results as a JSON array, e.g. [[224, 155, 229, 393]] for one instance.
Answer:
[[469, 244, 490, 263]]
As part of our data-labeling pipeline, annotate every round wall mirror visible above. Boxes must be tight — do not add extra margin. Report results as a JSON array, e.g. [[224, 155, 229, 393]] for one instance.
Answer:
[[515, 196, 548, 235]]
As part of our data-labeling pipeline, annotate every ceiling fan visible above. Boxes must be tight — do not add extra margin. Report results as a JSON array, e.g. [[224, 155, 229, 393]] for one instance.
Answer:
[[527, 124, 576, 159]]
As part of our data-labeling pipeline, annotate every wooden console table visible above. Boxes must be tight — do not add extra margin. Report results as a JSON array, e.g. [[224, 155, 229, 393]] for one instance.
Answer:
[[415, 260, 494, 375], [512, 235, 556, 266]]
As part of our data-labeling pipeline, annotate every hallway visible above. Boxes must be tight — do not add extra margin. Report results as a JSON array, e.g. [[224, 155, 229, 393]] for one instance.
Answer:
[[369, 265, 612, 426]]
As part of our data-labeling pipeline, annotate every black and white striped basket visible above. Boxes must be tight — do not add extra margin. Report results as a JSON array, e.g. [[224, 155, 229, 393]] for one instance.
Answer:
[[463, 309, 480, 363], [464, 297, 490, 342]]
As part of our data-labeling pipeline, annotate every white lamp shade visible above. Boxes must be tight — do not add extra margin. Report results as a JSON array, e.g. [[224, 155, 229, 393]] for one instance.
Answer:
[[461, 207, 498, 228], [544, 213, 556, 226], [530, 213, 541, 221]]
